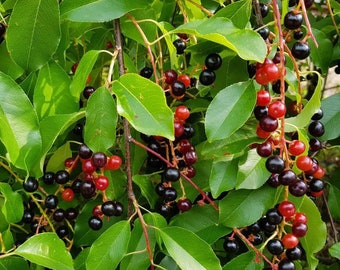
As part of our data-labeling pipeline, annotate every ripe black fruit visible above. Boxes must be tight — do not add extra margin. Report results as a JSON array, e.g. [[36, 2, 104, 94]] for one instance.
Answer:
[[267, 239, 284, 255], [164, 167, 180, 182], [171, 81, 186, 97], [78, 144, 93, 159], [45, 195, 58, 209], [205, 53, 222, 70], [199, 70, 216, 86], [23, 177, 39, 192], [258, 27, 270, 40], [223, 238, 239, 253], [140, 67, 153, 79], [173, 39, 186, 54], [291, 42, 310, 60], [308, 120, 325, 137], [284, 11, 303, 30], [266, 156, 285, 173], [55, 170, 70, 184], [88, 216, 102, 230]]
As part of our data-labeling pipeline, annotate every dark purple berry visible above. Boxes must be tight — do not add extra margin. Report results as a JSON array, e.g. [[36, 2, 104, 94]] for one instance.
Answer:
[[256, 141, 273, 157], [205, 53, 222, 70], [164, 167, 180, 182], [92, 152, 107, 168], [78, 144, 93, 159], [88, 216, 102, 230], [309, 179, 324, 192], [254, 106, 268, 120], [266, 156, 285, 173], [312, 108, 323, 120], [266, 208, 283, 225], [53, 209, 65, 222], [55, 170, 70, 184], [291, 42, 310, 60], [278, 259, 295, 270], [284, 11, 303, 30], [289, 180, 308, 197], [286, 246, 303, 260], [45, 195, 58, 209], [260, 115, 278, 132], [83, 86, 95, 99], [171, 81, 186, 97], [43, 172, 55, 185], [258, 26, 270, 40], [140, 67, 153, 79], [309, 138, 322, 151], [267, 239, 284, 255], [279, 170, 297, 186], [173, 39, 186, 54], [163, 187, 177, 202], [199, 70, 216, 85], [308, 121, 325, 137], [56, 225, 69, 238], [223, 238, 239, 253], [80, 181, 96, 199], [65, 208, 78, 220], [23, 177, 39, 192]]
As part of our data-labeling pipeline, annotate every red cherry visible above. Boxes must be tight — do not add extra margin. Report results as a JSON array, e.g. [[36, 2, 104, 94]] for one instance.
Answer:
[[175, 105, 190, 121], [313, 166, 325, 179], [310, 190, 323, 197], [256, 89, 271, 106], [268, 101, 286, 118], [82, 159, 96, 174], [288, 140, 306, 156], [104, 155, 122, 170], [296, 156, 313, 171], [71, 63, 78, 73], [174, 121, 185, 137], [282, 233, 299, 249], [256, 125, 271, 139], [278, 201, 296, 218], [64, 157, 77, 169], [177, 74, 191, 88], [94, 175, 109, 191], [164, 69, 178, 84], [61, 188, 75, 202], [92, 205, 103, 217], [294, 212, 308, 225]]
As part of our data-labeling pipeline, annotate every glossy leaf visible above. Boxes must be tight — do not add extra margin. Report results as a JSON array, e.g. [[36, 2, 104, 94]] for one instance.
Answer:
[[69, 50, 101, 100], [121, 213, 166, 270], [132, 174, 158, 208], [112, 73, 174, 140], [219, 185, 278, 227], [293, 196, 327, 270], [74, 248, 90, 270], [6, 0, 60, 71], [0, 72, 42, 174], [329, 242, 340, 260], [223, 251, 263, 270], [0, 43, 24, 80], [33, 61, 78, 119], [84, 87, 117, 152], [209, 159, 238, 197], [61, 0, 151, 22], [205, 81, 256, 141], [86, 220, 131, 270], [159, 226, 222, 270], [174, 17, 266, 62], [320, 93, 340, 140], [0, 256, 29, 270], [308, 29, 333, 74], [170, 205, 230, 244], [0, 183, 24, 223], [327, 184, 340, 221], [236, 149, 271, 189], [215, 0, 252, 29], [285, 72, 322, 132], [14, 233, 74, 270], [45, 142, 72, 173]]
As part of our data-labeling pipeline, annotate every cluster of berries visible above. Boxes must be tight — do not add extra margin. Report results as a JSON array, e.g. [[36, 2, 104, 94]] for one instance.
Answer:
[[224, 201, 307, 270]]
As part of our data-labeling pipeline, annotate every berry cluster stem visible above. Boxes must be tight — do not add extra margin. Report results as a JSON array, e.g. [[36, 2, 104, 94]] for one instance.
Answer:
[[114, 18, 155, 270]]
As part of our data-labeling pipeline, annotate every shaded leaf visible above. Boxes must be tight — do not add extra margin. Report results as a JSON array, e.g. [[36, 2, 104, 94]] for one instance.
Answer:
[[132, 174, 158, 208], [205, 81, 256, 141], [0, 256, 29, 270], [6, 0, 60, 71], [174, 17, 266, 62], [170, 205, 230, 244], [209, 159, 238, 197], [285, 73, 322, 132], [61, 0, 151, 22], [223, 251, 263, 270], [329, 242, 340, 260], [112, 73, 174, 140], [14, 233, 73, 270], [74, 248, 90, 270], [328, 184, 340, 220], [159, 226, 222, 270], [33, 61, 78, 119], [86, 220, 131, 270], [236, 149, 271, 189], [84, 87, 117, 152], [0, 72, 42, 174], [0, 183, 24, 223], [320, 93, 340, 141], [219, 185, 278, 227]]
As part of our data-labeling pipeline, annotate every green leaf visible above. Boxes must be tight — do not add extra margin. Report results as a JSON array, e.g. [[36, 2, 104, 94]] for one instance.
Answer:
[[223, 251, 263, 270], [84, 87, 117, 152], [320, 93, 340, 141], [61, 0, 151, 22], [170, 205, 230, 244], [45, 142, 72, 173], [86, 220, 131, 270], [74, 248, 90, 270], [329, 242, 340, 260], [285, 72, 322, 132], [174, 17, 266, 62], [209, 159, 238, 197], [6, 0, 60, 71], [70, 50, 101, 100], [0, 43, 24, 80], [33, 61, 78, 119], [0, 256, 29, 270], [132, 174, 158, 208], [205, 81, 256, 141], [308, 29, 333, 74], [219, 185, 278, 227], [38, 112, 85, 175], [0, 72, 42, 174], [14, 233, 74, 270], [112, 73, 174, 140], [236, 149, 271, 189], [121, 213, 166, 270], [215, 0, 252, 29], [293, 196, 327, 270], [328, 184, 340, 220], [159, 226, 222, 270], [0, 183, 24, 223]]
